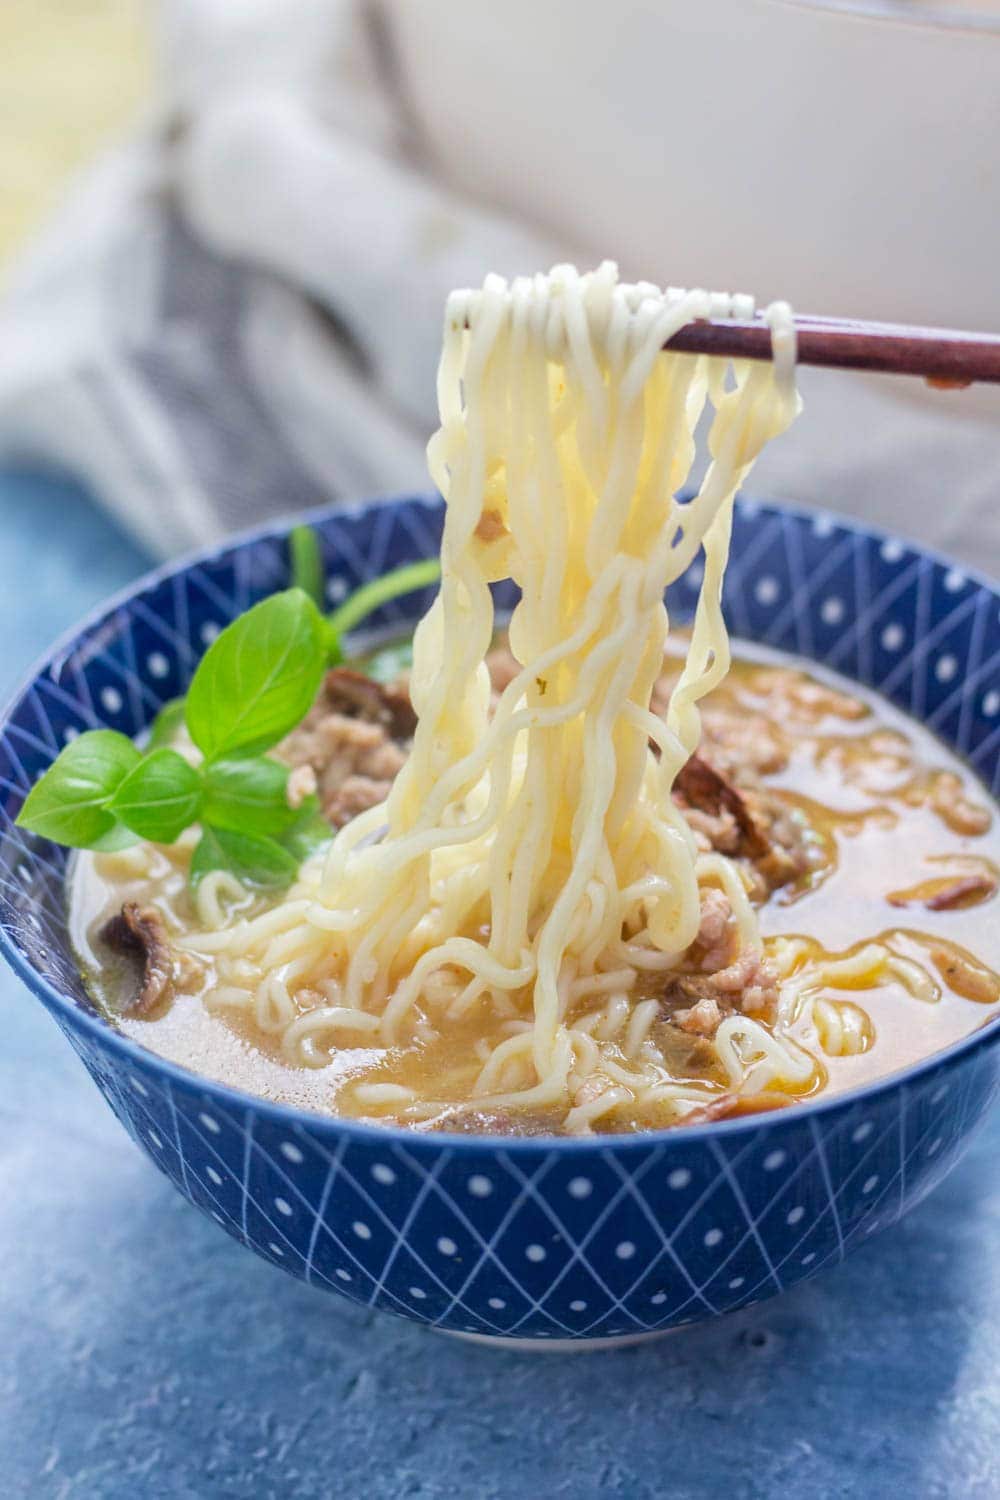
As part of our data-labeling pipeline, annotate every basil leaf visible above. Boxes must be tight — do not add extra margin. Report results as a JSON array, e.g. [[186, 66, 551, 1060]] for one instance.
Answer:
[[202, 755, 296, 836], [16, 730, 141, 848], [289, 525, 324, 609], [91, 824, 142, 854], [185, 589, 327, 762], [147, 696, 187, 749], [190, 826, 298, 891], [108, 748, 203, 843], [280, 796, 332, 863]]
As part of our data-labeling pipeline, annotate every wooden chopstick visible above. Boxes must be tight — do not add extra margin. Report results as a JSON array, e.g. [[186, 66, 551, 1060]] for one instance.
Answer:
[[664, 314, 1000, 387]]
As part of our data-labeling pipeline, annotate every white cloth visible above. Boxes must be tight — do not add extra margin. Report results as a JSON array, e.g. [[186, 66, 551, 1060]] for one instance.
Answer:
[[1, 0, 999, 573], [0, 0, 562, 557]]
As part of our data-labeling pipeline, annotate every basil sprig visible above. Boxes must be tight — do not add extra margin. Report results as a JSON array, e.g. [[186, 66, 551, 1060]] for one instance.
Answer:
[[108, 747, 203, 843], [17, 535, 440, 892], [19, 589, 327, 888], [288, 524, 325, 609], [185, 587, 327, 761]]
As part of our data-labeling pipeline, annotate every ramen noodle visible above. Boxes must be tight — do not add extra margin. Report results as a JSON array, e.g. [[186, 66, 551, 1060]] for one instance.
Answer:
[[68, 265, 1000, 1135]]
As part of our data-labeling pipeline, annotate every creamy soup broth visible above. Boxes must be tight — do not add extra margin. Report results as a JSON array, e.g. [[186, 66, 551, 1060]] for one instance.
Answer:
[[69, 642, 1000, 1135]]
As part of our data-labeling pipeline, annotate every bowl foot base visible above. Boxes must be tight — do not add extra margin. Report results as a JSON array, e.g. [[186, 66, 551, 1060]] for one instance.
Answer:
[[438, 1326, 680, 1353]]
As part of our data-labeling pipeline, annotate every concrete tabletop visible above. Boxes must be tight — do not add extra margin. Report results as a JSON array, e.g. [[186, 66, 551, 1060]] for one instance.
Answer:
[[2, 471, 999, 1500]]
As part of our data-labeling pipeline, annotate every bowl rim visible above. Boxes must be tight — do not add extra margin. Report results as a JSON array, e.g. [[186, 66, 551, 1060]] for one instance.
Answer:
[[2, 490, 999, 1154]]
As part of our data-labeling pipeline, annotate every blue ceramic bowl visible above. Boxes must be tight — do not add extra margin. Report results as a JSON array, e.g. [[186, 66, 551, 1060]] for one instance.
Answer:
[[2, 495, 999, 1349]]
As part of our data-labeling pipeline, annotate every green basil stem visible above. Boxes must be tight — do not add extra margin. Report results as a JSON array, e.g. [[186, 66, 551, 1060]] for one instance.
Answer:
[[326, 558, 440, 665], [288, 525, 325, 609]]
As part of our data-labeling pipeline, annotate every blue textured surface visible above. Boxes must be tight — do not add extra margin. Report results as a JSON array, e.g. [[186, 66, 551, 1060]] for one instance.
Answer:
[[2, 473, 1000, 1497]]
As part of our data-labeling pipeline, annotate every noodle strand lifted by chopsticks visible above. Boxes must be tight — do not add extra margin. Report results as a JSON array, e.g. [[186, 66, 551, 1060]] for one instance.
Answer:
[[185, 263, 805, 1126]]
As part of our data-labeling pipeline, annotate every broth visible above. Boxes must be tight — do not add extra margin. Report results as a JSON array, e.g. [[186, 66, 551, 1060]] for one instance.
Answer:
[[69, 640, 1000, 1134]]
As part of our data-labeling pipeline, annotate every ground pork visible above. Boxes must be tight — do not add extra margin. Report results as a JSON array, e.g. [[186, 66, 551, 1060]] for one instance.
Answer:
[[673, 997, 723, 1036], [274, 648, 806, 1043], [664, 888, 779, 1034], [646, 657, 811, 895], [572, 1071, 617, 1108], [693, 948, 778, 1013], [270, 650, 791, 1035], [746, 667, 867, 724], [674, 751, 813, 897], [738, 787, 815, 896], [695, 948, 780, 1013], [695, 887, 735, 971], [665, 945, 780, 1037], [487, 649, 808, 895], [276, 667, 415, 827], [649, 673, 791, 778], [486, 644, 521, 695], [675, 755, 770, 860]]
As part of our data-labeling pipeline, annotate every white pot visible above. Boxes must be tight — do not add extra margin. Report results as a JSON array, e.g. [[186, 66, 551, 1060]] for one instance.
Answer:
[[391, 0, 1000, 568], [392, 0, 1000, 333]]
